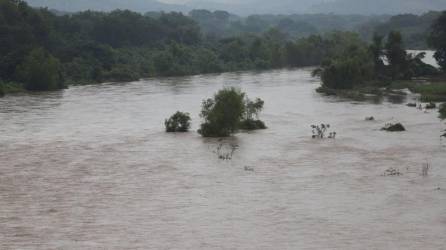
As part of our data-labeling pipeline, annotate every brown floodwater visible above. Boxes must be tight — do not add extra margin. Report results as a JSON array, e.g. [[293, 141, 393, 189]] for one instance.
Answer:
[[0, 68, 445, 249]]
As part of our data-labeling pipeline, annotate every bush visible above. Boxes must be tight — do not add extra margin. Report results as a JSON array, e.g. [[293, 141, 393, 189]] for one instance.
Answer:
[[165, 111, 191, 132], [239, 97, 267, 130], [198, 88, 267, 137], [199, 87, 246, 137]]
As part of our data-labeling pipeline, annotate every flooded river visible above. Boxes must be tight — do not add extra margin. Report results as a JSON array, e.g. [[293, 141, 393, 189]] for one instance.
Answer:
[[0, 68, 445, 249]]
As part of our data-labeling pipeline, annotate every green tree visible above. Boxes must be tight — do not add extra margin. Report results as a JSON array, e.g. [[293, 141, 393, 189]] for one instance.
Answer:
[[239, 97, 266, 130], [15, 48, 64, 91], [428, 11, 446, 71], [198, 87, 246, 137]]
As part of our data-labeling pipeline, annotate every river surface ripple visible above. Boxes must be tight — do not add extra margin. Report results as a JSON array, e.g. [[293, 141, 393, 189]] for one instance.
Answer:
[[0, 68, 445, 249]]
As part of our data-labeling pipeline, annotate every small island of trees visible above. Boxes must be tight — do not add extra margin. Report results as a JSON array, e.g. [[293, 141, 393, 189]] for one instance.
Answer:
[[198, 87, 267, 137]]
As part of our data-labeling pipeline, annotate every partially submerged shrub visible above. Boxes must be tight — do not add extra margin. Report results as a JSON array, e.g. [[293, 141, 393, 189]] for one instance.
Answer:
[[198, 87, 266, 137], [239, 119, 267, 130], [311, 123, 336, 139], [381, 123, 406, 132], [215, 143, 239, 160], [383, 167, 402, 176], [239, 97, 267, 130], [365, 116, 375, 121], [165, 111, 191, 132]]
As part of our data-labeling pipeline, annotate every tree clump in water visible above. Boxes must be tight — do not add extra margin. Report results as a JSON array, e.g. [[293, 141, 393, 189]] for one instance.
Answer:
[[198, 87, 266, 137], [239, 97, 267, 130], [383, 167, 402, 176], [165, 111, 191, 132], [381, 123, 406, 132]]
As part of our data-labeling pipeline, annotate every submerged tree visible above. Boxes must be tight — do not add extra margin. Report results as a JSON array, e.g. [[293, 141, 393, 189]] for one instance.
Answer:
[[311, 123, 336, 139], [199, 87, 246, 137], [239, 97, 267, 130], [165, 111, 191, 132], [198, 87, 266, 137]]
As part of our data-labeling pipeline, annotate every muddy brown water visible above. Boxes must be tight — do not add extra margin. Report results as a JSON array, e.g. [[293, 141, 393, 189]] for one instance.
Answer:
[[0, 68, 445, 249]]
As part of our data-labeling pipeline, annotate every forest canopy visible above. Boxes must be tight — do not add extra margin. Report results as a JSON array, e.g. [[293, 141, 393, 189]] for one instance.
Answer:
[[0, 0, 445, 94]]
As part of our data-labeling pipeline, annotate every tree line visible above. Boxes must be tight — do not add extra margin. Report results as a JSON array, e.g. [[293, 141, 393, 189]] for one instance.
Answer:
[[316, 11, 446, 91], [0, 0, 379, 93], [1, 0, 446, 95]]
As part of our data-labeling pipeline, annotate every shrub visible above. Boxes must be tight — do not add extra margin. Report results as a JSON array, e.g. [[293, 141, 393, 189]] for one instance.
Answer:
[[199, 87, 245, 137], [198, 88, 267, 137], [239, 97, 267, 130], [165, 111, 191, 132]]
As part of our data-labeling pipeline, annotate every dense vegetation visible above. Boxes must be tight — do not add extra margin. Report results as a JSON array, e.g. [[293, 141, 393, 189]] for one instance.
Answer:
[[1, 0, 445, 97], [316, 29, 440, 92], [1, 0, 379, 94], [2, 0, 395, 95], [198, 88, 266, 137], [359, 12, 442, 49]]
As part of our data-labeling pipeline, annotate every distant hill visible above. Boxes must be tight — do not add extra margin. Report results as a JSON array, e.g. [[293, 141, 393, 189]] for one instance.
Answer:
[[311, 0, 446, 15], [25, 0, 189, 13], [25, 0, 446, 16]]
